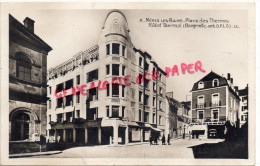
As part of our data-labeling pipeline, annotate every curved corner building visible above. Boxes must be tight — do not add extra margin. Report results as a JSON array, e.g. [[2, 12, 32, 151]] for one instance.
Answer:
[[47, 10, 166, 145]]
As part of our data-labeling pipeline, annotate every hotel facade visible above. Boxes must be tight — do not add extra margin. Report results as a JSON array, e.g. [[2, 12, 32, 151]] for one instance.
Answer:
[[190, 71, 240, 139], [46, 10, 166, 145]]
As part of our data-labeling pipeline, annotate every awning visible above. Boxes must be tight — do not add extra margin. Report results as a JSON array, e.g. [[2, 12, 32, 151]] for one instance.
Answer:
[[145, 124, 162, 131], [127, 121, 139, 127], [152, 127, 162, 132]]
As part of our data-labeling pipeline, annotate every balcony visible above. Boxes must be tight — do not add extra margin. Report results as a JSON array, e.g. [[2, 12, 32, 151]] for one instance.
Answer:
[[210, 101, 221, 107], [196, 103, 206, 108]]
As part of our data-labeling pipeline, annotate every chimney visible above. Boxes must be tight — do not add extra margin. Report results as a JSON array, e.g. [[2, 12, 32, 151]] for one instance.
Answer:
[[227, 73, 231, 80], [234, 86, 238, 91], [23, 17, 35, 33], [231, 78, 233, 84]]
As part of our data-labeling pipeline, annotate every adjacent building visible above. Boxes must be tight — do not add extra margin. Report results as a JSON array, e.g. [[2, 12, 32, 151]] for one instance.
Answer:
[[46, 10, 166, 146], [238, 85, 248, 127], [190, 71, 240, 139], [165, 92, 190, 139], [9, 15, 52, 153]]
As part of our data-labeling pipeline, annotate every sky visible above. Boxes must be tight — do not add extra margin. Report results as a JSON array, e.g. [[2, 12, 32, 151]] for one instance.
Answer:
[[10, 9, 248, 102]]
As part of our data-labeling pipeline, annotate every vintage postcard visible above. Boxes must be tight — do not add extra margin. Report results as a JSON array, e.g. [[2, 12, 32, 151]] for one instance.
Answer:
[[0, 2, 256, 165]]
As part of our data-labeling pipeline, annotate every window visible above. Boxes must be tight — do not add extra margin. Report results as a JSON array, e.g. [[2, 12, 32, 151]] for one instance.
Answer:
[[49, 100, 51, 109], [56, 83, 63, 93], [139, 91, 143, 102], [122, 45, 126, 57], [138, 74, 143, 84], [65, 95, 73, 106], [49, 86, 52, 94], [122, 106, 125, 118], [242, 106, 248, 111], [153, 97, 155, 106], [139, 109, 142, 121], [65, 79, 73, 90], [153, 82, 156, 92], [212, 93, 219, 106], [139, 57, 143, 67], [106, 84, 110, 97], [106, 44, 110, 55], [213, 78, 219, 87], [112, 43, 120, 54], [122, 85, 125, 97], [112, 83, 119, 97], [66, 112, 73, 122], [76, 75, 80, 85], [87, 69, 98, 82], [49, 115, 51, 122], [57, 114, 63, 123], [87, 108, 97, 120], [197, 96, 205, 105], [16, 56, 31, 81], [159, 87, 162, 96], [159, 115, 162, 125], [112, 64, 120, 76], [144, 95, 149, 105], [159, 73, 162, 81], [112, 106, 119, 118], [212, 109, 219, 121], [153, 113, 155, 123], [122, 66, 126, 76], [144, 112, 149, 122], [89, 87, 98, 101], [231, 97, 233, 108], [106, 106, 109, 117], [198, 111, 204, 119], [144, 79, 149, 89], [198, 81, 204, 89], [57, 97, 63, 108], [159, 100, 162, 110], [76, 110, 80, 118], [76, 92, 80, 103], [106, 65, 110, 75]]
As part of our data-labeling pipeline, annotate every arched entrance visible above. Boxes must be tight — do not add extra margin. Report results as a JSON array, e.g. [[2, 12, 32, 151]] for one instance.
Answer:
[[9, 108, 39, 141]]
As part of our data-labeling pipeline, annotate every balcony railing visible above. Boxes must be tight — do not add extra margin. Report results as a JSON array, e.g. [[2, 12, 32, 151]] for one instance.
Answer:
[[210, 101, 221, 107], [196, 103, 206, 108]]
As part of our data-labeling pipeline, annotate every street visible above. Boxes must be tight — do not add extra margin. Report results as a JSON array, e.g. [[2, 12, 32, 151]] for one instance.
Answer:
[[31, 139, 224, 158]]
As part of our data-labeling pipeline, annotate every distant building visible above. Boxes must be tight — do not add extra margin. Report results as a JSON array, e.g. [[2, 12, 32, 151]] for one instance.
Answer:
[[165, 92, 190, 139], [46, 10, 166, 146], [9, 15, 52, 153], [190, 71, 240, 139], [238, 85, 248, 127]]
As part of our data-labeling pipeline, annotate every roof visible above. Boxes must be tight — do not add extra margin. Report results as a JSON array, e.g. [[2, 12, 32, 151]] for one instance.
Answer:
[[191, 71, 240, 99], [191, 71, 228, 91], [9, 14, 52, 53]]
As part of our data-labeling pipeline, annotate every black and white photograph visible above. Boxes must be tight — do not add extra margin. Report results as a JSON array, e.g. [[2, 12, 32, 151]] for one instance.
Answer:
[[0, 2, 257, 166]]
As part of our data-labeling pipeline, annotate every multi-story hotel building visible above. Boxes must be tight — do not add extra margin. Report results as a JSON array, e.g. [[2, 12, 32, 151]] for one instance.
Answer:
[[46, 10, 166, 145], [238, 85, 248, 128], [9, 15, 52, 153], [190, 71, 240, 139]]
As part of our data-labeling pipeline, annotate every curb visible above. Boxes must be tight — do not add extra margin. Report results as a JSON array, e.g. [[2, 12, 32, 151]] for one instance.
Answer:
[[9, 150, 62, 158]]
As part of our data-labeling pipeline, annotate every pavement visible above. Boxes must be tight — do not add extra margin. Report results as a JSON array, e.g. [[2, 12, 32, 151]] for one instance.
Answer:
[[20, 138, 224, 158], [9, 150, 62, 158]]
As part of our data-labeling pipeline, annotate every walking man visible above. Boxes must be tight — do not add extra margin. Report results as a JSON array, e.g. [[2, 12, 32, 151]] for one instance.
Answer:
[[167, 134, 170, 145], [162, 135, 166, 145]]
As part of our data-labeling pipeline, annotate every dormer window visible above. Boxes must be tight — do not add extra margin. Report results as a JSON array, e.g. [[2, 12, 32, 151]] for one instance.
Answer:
[[198, 81, 204, 89], [213, 79, 219, 87]]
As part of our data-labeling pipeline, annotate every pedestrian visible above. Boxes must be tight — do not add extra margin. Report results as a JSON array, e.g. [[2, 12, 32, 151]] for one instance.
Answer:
[[162, 135, 165, 145], [149, 135, 153, 145], [188, 131, 192, 140], [167, 134, 170, 145], [154, 135, 158, 145]]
